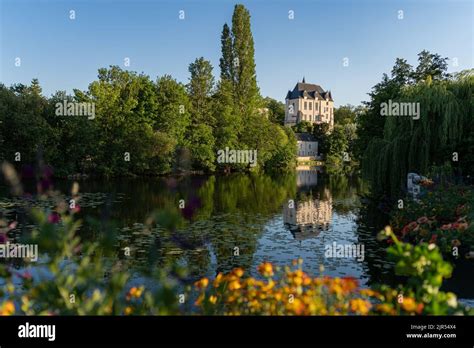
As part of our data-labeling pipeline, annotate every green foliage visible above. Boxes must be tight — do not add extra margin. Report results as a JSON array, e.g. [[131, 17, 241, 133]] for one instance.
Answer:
[[376, 226, 468, 315], [359, 51, 472, 196], [413, 50, 451, 82], [264, 127, 297, 171], [0, 82, 53, 166], [0, 5, 296, 177], [333, 104, 362, 125], [187, 58, 216, 171], [293, 121, 312, 133], [264, 97, 285, 125], [0, 174, 185, 315], [230, 4, 260, 118]]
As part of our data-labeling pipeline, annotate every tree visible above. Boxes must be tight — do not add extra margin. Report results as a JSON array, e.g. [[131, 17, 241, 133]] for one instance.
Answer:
[[391, 58, 413, 85], [362, 72, 472, 195], [187, 58, 216, 171], [231, 4, 260, 118], [0, 80, 52, 168], [155, 75, 191, 146], [187, 57, 215, 126], [28, 78, 43, 96], [264, 97, 285, 125], [413, 50, 450, 82], [312, 123, 330, 156], [293, 121, 312, 133], [334, 104, 358, 125], [219, 23, 233, 81], [326, 125, 349, 166]]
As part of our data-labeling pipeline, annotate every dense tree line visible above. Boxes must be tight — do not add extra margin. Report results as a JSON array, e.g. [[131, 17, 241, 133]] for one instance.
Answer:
[[0, 4, 296, 178], [356, 50, 474, 196]]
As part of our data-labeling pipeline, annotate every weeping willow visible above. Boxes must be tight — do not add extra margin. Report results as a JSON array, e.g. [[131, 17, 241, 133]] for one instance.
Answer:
[[362, 73, 474, 196]]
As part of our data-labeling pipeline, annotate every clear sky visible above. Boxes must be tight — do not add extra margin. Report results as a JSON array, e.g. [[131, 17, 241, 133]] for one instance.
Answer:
[[1, 0, 473, 106]]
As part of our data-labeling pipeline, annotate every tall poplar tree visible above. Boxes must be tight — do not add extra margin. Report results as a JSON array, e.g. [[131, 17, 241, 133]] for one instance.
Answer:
[[219, 23, 233, 81], [231, 4, 260, 118]]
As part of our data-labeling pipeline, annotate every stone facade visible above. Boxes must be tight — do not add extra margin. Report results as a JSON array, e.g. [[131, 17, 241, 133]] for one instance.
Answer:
[[285, 78, 334, 129], [295, 133, 318, 159]]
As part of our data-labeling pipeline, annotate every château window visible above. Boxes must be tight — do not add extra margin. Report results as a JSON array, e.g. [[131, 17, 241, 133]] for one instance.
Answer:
[[309, 103, 312, 110], [304, 102, 307, 110], [316, 103, 318, 111]]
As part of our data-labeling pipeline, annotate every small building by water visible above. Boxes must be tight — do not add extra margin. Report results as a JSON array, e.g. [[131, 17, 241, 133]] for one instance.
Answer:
[[295, 132, 319, 160]]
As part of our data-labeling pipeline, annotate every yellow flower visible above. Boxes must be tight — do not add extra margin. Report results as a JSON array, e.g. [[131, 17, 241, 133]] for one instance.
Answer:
[[209, 295, 217, 304], [289, 298, 305, 315], [293, 276, 303, 286], [213, 273, 223, 287], [124, 306, 133, 315], [330, 283, 344, 296], [228, 280, 241, 291], [261, 279, 275, 292], [233, 268, 244, 278]]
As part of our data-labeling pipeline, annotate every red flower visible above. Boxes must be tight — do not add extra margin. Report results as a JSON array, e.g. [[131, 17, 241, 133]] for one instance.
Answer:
[[429, 234, 438, 243], [48, 212, 60, 224], [401, 221, 418, 236], [416, 216, 429, 224]]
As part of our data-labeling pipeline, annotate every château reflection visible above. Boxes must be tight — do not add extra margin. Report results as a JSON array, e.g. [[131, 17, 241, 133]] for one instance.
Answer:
[[283, 168, 333, 240]]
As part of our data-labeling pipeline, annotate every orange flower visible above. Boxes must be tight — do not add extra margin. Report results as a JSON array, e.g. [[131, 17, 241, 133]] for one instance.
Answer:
[[401, 297, 417, 312], [350, 298, 371, 315], [128, 286, 144, 299], [289, 298, 305, 315], [0, 301, 15, 316], [195, 277, 209, 289], [257, 262, 274, 277]]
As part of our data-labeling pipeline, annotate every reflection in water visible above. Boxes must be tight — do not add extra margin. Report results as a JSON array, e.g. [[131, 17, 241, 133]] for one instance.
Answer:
[[283, 168, 332, 240], [2, 170, 471, 301], [296, 167, 321, 188]]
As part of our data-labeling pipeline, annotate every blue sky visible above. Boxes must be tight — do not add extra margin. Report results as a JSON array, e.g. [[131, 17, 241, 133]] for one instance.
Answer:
[[1, 0, 473, 106]]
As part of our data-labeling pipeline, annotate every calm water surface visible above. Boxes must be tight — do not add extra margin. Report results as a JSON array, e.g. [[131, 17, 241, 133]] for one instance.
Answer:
[[1, 169, 473, 303]]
